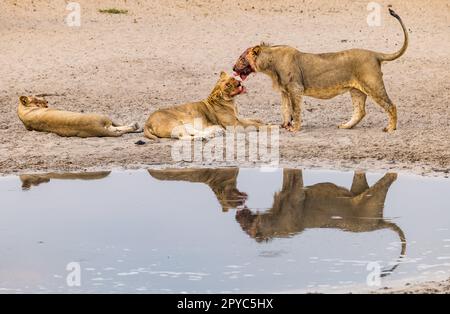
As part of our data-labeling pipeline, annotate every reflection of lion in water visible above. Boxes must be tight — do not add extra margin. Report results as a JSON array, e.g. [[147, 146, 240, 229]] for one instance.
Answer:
[[149, 167, 404, 276], [148, 168, 247, 211], [236, 170, 402, 241], [236, 169, 405, 276], [20, 172, 111, 190]]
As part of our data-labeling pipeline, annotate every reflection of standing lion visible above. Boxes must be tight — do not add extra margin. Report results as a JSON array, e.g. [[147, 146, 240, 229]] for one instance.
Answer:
[[233, 9, 408, 133], [236, 170, 402, 243], [236, 170, 405, 276], [18, 96, 139, 137]]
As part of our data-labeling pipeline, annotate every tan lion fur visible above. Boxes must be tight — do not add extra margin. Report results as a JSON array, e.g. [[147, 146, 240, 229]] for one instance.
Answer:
[[144, 72, 267, 140], [233, 9, 408, 133], [18, 96, 139, 138], [235, 169, 405, 276], [20, 171, 111, 190], [148, 168, 247, 211], [235, 170, 402, 241]]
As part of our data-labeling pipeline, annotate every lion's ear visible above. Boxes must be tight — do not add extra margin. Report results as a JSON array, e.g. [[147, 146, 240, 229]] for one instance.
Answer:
[[19, 96, 28, 106], [219, 71, 228, 80], [252, 46, 261, 56]]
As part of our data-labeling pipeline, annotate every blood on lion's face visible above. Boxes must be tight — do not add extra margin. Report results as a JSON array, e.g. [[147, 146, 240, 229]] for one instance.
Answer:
[[232, 47, 258, 81]]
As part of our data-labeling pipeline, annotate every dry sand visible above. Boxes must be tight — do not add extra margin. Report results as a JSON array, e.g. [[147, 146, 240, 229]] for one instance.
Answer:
[[0, 0, 449, 293], [375, 278, 450, 294]]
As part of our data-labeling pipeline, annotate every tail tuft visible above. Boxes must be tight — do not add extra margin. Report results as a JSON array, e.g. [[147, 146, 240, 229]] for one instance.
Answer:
[[388, 8, 400, 19]]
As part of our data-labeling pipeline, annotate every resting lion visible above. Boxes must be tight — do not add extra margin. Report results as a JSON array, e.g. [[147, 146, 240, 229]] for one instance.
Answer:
[[144, 72, 267, 140], [18, 96, 140, 137], [233, 9, 408, 133], [20, 171, 111, 190]]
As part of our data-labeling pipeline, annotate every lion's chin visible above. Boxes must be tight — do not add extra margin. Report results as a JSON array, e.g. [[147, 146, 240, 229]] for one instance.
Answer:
[[230, 86, 246, 97]]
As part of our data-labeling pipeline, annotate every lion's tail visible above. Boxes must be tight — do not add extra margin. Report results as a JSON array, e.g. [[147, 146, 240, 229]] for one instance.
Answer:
[[377, 9, 408, 62], [144, 125, 159, 140], [380, 221, 407, 277]]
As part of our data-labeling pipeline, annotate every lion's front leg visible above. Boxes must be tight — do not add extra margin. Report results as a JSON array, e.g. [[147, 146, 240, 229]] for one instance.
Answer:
[[237, 118, 266, 129], [287, 88, 303, 132], [280, 92, 293, 129]]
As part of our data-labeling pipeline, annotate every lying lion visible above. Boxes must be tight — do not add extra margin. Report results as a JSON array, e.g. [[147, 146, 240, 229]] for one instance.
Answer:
[[18, 96, 139, 138], [233, 9, 408, 133], [144, 72, 266, 140]]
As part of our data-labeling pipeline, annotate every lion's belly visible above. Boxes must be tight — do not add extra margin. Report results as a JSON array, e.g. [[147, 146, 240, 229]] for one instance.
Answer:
[[300, 53, 363, 99], [303, 85, 351, 99]]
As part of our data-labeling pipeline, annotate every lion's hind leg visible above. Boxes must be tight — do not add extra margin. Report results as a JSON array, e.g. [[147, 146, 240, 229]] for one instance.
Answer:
[[339, 89, 367, 129], [144, 126, 159, 140], [361, 76, 398, 132], [107, 123, 139, 134], [103, 122, 139, 137]]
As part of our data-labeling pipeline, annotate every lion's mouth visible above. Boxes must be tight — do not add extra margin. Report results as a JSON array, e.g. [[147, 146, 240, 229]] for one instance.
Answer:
[[232, 81, 246, 96], [235, 208, 258, 237], [233, 67, 253, 81], [237, 81, 247, 93], [236, 208, 253, 225]]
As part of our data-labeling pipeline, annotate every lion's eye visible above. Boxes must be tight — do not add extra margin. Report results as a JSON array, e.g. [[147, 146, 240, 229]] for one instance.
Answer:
[[226, 83, 232, 88]]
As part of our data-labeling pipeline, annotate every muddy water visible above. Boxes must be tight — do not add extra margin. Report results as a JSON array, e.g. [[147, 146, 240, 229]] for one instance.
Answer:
[[0, 168, 449, 293]]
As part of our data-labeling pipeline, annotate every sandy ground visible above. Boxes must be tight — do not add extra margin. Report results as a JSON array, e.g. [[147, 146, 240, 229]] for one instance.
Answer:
[[0, 0, 449, 293], [375, 278, 450, 294]]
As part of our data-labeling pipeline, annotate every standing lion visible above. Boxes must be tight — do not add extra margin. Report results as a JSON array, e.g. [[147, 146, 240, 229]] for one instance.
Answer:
[[233, 9, 408, 133]]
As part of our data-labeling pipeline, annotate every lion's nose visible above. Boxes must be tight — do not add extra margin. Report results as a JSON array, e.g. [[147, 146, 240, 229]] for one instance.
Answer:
[[232, 65, 237, 72]]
